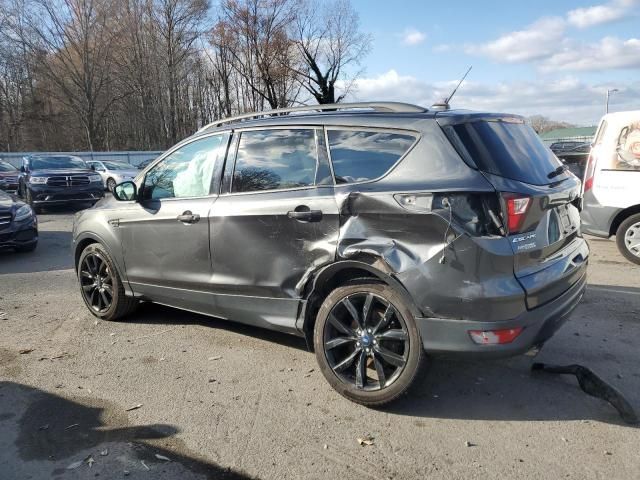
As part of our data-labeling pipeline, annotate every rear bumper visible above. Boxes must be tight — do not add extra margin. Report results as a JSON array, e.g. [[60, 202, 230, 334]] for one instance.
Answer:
[[416, 271, 586, 358]]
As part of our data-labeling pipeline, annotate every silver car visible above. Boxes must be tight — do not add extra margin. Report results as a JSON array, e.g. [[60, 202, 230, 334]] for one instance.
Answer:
[[86, 161, 139, 191]]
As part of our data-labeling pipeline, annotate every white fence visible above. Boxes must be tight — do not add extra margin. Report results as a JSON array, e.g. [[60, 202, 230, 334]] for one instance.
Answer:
[[0, 151, 163, 168]]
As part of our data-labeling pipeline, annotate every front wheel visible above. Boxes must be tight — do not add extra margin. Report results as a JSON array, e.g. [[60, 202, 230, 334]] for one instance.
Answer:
[[77, 243, 138, 320], [616, 213, 640, 265], [314, 283, 425, 406], [106, 178, 116, 192]]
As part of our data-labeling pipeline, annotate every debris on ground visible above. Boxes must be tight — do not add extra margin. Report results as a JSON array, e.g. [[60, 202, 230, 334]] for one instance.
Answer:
[[141, 460, 150, 470], [125, 403, 143, 411], [100, 449, 109, 456], [38, 352, 69, 361], [357, 436, 375, 446], [65, 423, 79, 430], [18, 348, 34, 354], [532, 363, 639, 424], [155, 453, 171, 461], [66, 460, 84, 470], [208, 355, 222, 361], [465, 441, 476, 447]]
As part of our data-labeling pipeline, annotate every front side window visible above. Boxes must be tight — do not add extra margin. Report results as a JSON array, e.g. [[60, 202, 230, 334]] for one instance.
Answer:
[[327, 130, 416, 184], [143, 134, 226, 200], [232, 129, 317, 193]]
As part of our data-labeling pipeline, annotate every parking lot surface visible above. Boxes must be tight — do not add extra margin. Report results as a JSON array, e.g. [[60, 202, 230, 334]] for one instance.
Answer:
[[1, 208, 639, 479]]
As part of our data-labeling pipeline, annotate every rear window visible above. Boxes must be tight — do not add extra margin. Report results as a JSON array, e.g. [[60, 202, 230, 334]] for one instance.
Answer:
[[327, 130, 415, 184], [445, 120, 566, 186]]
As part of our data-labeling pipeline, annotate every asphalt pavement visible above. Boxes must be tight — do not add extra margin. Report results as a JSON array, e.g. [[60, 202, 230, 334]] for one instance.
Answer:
[[1, 208, 639, 479]]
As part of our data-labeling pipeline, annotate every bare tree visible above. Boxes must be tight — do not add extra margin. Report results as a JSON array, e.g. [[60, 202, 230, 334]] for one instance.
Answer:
[[213, 0, 300, 111], [528, 115, 575, 134], [291, 0, 371, 104]]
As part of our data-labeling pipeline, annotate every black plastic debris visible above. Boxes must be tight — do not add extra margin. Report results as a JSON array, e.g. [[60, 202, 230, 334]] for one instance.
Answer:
[[532, 363, 639, 425]]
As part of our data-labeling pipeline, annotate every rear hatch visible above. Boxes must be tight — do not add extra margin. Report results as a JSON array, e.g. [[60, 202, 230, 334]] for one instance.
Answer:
[[438, 113, 588, 309]]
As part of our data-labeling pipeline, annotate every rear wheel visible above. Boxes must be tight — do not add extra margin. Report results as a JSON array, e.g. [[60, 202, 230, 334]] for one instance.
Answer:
[[616, 213, 640, 265], [77, 243, 138, 320], [314, 283, 425, 406], [106, 178, 116, 192]]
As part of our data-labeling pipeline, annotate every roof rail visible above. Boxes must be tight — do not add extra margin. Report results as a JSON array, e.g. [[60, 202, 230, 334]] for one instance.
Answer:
[[196, 101, 427, 133]]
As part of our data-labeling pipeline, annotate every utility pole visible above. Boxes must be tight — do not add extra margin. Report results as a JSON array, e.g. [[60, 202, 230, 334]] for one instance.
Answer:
[[606, 88, 619, 114]]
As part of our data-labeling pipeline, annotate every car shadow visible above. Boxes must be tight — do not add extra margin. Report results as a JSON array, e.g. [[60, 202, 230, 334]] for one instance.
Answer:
[[0, 381, 255, 479], [126, 302, 309, 352], [0, 230, 73, 274]]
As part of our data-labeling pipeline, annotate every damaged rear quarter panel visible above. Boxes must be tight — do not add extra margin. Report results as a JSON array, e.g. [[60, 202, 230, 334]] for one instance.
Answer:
[[330, 121, 526, 323]]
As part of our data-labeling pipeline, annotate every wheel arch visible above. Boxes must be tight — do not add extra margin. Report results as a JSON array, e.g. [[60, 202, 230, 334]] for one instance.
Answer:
[[610, 204, 640, 236], [74, 232, 132, 295], [298, 259, 422, 351]]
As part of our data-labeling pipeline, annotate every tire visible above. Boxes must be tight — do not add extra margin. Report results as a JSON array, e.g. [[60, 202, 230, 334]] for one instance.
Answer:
[[314, 283, 425, 406], [24, 189, 41, 214], [77, 243, 138, 320], [15, 242, 37, 253], [106, 178, 116, 192], [616, 213, 640, 265]]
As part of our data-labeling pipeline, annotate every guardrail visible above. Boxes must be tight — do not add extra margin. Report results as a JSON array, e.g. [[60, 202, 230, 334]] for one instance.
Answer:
[[0, 151, 164, 168]]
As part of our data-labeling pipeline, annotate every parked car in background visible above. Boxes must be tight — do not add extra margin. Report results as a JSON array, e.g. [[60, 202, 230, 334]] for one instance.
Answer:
[[0, 160, 20, 193], [555, 142, 591, 179], [85, 160, 139, 191], [0, 188, 38, 252], [136, 158, 157, 170], [549, 141, 585, 155], [582, 110, 640, 264], [18, 154, 104, 213], [73, 102, 587, 406]]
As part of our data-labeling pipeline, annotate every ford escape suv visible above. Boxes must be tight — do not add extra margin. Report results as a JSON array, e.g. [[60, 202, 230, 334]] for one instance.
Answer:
[[72, 102, 588, 406]]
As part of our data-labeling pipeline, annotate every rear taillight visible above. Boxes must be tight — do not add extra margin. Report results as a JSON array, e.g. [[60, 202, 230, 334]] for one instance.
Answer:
[[583, 153, 596, 192], [503, 194, 531, 234]]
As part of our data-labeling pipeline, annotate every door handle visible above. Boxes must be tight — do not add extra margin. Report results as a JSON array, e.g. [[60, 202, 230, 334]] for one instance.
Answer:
[[177, 211, 200, 224], [287, 208, 323, 222]]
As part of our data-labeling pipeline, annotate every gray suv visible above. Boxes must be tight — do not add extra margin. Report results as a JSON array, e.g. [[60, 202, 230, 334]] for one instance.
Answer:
[[72, 102, 588, 405]]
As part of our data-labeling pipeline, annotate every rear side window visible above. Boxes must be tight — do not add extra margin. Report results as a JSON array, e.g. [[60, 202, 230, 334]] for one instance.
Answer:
[[327, 130, 415, 184], [232, 129, 317, 193], [446, 120, 565, 186]]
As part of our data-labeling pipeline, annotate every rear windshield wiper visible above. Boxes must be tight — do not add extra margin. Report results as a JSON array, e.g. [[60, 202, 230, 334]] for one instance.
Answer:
[[547, 164, 568, 179]]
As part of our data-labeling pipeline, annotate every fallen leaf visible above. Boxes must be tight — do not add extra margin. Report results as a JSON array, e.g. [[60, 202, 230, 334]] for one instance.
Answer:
[[87, 456, 95, 468], [125, 404, 143, 411], [155, 454, 171, 462], [100, 449, 109, 456], [357, 436, 374, 446], [19, 348, 34, 354]]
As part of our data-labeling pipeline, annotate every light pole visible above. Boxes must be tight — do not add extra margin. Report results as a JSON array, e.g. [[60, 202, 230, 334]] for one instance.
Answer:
[[606, 88, 619, 114]]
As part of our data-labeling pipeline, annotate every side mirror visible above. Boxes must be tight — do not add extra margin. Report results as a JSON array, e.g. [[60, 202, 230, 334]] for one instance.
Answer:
[[20, 165, 26, 173], [113, 181, 137, 201], [90, 164, 96, 171]]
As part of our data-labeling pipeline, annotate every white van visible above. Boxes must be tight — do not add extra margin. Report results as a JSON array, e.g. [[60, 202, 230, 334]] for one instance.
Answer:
[[581, 110, 640, 264]]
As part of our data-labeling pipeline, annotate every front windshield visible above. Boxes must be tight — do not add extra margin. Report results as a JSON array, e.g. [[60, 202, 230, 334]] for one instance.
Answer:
[[0, 161, 18, 172], [30, 156, 86, 170], [103, 161, 134, 170]]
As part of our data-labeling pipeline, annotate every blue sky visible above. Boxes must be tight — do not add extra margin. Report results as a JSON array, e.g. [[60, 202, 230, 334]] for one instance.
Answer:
[[344, 0, 640, 125]]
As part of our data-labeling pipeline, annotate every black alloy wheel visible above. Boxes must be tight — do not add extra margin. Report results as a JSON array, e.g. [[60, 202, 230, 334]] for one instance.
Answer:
[[79, 251, 114, 313], [77, 243, 138, 320], [314, 283, 425, 406]]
